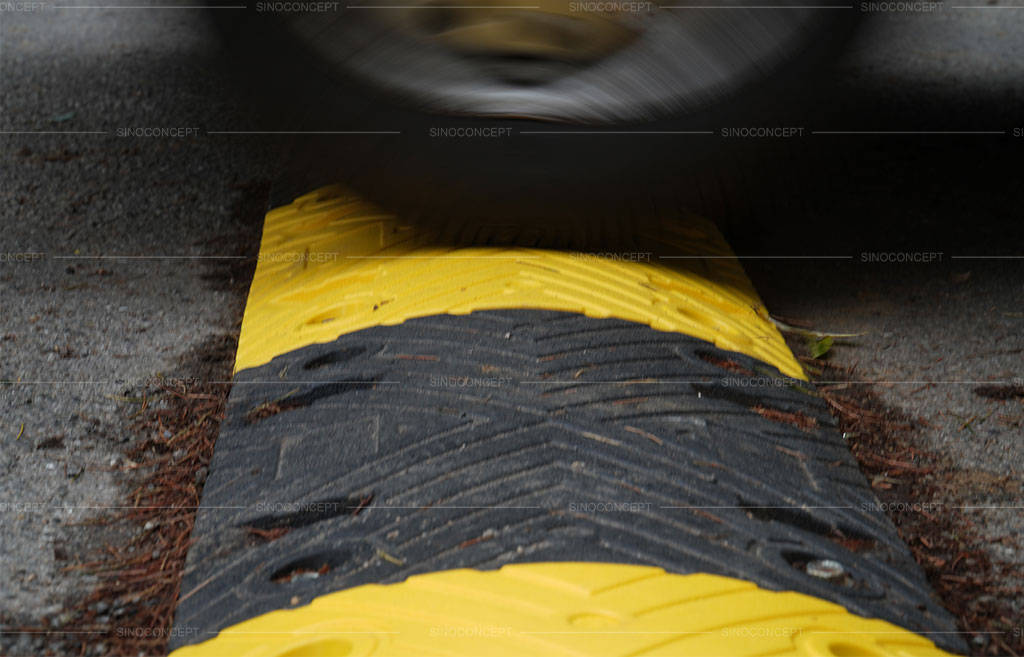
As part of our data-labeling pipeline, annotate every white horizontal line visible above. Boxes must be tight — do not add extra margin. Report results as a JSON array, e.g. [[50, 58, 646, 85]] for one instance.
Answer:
[[207, 130, 400, 134], [8, 503, 1018, 511], [806, 626, 999, 630], [346, 4, 539, 7], [6, 505, 244, 509], [344, 255, 541, 259], [663, 4, 850, 6], [662, 505, 854, 509], [378, 505, 543, 509], [6, 380, 1016, 385], [521, 130, 714, 135], [957, 505, 1024, 509], [9, 626, 107, 630], [216, 626, 399, 630], [52, 254, 247, 259], [51, 4, 245, 7], [524, 626, 716, 630], [660, 255, 852, 259], [813, 130, 1005, 135], [0, 130, 106, 134]]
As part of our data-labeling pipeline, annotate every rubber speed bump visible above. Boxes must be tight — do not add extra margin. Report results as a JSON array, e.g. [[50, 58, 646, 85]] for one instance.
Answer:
[[170, 563, 954, 657], [234, 185, 803, 379], [169, 187, 965, 655]]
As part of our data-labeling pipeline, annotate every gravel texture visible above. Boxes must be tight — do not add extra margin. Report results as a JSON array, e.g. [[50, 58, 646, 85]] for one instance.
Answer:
[[1, 3, 1022, 655], [0, 6, 277, 654]]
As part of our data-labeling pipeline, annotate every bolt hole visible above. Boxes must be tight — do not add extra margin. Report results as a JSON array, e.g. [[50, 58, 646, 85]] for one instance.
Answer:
[[271, 552, 349, 584]]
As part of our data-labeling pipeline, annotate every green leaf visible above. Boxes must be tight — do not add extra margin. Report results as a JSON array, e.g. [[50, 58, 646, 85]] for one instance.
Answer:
[[808, 335, 833, 359]]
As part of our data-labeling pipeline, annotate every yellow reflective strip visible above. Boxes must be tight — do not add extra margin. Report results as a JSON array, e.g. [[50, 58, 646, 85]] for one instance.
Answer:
[[169, 563, 954, 657], [236, 185, 804, 379]]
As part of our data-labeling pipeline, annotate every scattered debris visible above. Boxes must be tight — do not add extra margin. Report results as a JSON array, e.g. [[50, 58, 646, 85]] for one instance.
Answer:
[[376, 548, 405, 567], [807, 334, 834, 359], [815, 360, 1022, 657], [244, 391, 302, 424], [751, 405, 818, 432], [62, 376, 231, 657], [770, 316, 862, 360], [244, 526, 291, 543]]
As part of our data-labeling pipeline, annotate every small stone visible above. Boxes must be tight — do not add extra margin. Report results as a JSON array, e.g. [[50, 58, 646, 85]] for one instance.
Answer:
[[805, 559, 846, 581]]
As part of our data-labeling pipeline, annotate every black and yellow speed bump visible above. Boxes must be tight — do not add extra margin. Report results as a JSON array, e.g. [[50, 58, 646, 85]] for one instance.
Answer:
[[169, 186, 964, 656]]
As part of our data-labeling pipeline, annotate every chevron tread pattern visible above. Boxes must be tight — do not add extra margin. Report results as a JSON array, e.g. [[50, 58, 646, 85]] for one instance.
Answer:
[[172, 311, 962, 652]]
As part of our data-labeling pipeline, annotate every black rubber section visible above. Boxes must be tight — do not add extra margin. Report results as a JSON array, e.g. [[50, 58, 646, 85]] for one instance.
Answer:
[[172, 311, 963, 653]]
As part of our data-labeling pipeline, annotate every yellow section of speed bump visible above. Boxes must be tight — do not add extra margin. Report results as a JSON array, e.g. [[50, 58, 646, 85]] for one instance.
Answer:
[[169, 562, 954, 657], [236, 185, 804, 379]]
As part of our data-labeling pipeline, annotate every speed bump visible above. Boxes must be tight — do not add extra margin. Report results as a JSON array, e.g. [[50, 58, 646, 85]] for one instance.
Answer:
[[169, 187, 964, 656]]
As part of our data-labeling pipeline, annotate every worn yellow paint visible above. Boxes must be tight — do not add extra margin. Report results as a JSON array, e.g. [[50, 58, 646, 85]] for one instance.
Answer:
[[235, 185, 804, 379], [169, 562, 953, 657]]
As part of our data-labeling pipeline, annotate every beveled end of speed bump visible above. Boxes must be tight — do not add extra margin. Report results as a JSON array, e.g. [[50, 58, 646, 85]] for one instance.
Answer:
[[169, 563, 956, 657], [234, 184, 803, 379]]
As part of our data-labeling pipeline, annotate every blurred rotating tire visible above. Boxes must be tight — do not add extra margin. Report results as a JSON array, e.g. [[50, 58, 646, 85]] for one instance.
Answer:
[[210, 3, 858, 221], [254, 0, 849, 123]]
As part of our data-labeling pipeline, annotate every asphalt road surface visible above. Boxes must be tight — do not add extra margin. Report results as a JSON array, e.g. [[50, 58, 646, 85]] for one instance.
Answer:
[[1, 4, 1022, 656]]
